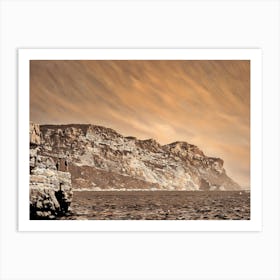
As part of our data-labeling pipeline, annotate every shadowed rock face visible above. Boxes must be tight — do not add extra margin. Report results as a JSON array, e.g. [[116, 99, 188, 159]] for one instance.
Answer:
[[36, 124, 241, 191], [29, 123, 73, 219]]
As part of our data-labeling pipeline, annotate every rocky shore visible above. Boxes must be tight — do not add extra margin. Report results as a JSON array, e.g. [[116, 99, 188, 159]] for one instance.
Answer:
[[29, 122, 242, 219], [29, 123, 73, 219]]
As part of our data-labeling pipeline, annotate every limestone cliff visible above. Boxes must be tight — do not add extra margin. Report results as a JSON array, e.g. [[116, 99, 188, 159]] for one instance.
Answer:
[[29, 123, 73, 219], [35, 124, 240, 191]]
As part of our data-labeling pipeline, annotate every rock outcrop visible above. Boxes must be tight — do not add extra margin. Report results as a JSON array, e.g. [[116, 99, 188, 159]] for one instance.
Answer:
[[30, 122, 41, 145], [34, 124, 241, 191], [29, 123, 73, 219]]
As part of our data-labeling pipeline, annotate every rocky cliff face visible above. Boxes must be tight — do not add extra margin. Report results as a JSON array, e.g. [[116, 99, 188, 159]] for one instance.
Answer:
[[30, 123, 73, 219], [36, 124, 240, 191]]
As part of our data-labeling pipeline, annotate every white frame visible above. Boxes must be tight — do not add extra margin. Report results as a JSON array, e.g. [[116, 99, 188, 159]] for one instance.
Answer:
[[18, 48, 262, 232], [1, 1, 279, 279]]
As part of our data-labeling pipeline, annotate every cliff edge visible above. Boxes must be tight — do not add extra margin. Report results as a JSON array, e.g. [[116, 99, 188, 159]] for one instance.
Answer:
[[33, 123, 241, 192]]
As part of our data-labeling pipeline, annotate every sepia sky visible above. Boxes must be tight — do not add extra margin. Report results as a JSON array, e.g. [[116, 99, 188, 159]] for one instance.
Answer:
[[30, 60, 250, 187]]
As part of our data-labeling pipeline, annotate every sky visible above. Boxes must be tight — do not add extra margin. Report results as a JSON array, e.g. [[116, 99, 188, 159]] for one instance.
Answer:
[[30, 60, 250, 187]]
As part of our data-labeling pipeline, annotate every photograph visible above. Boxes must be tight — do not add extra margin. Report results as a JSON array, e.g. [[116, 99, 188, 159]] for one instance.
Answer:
[[29, 58, 251, 221], [1, 1, 277, 279]]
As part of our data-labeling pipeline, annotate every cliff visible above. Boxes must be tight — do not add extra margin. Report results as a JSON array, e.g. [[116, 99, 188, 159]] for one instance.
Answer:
[[34, 124, 240, 191], [29, 123, 73, 219]]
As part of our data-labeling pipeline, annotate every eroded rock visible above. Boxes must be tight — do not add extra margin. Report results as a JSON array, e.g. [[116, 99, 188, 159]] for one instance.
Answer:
[[37, 124, 241, 191], [29, 123, 73, 219]]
